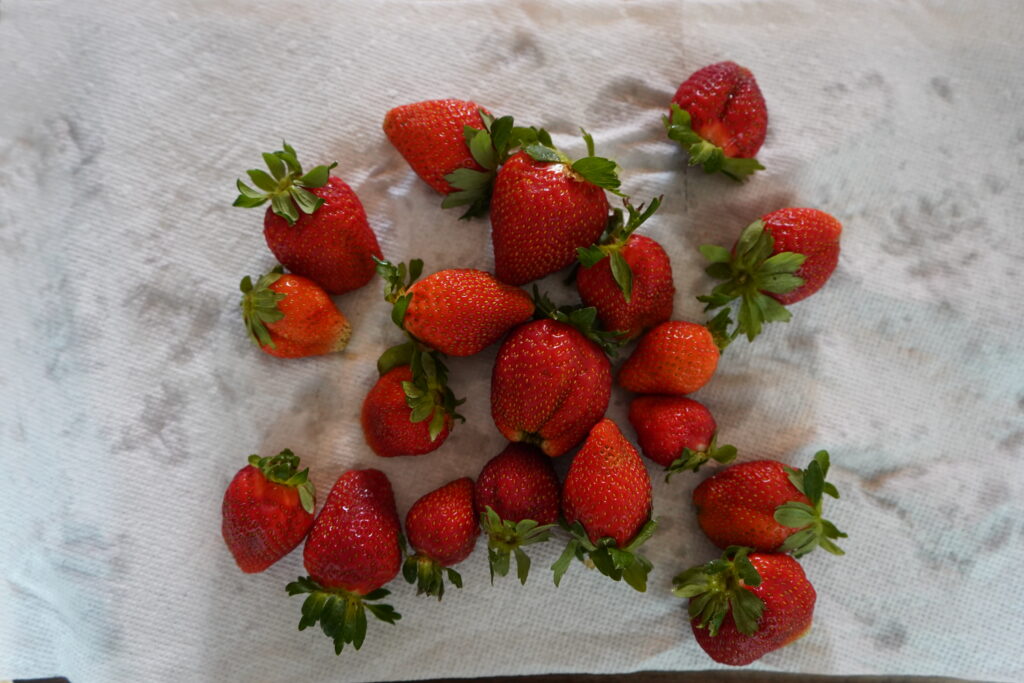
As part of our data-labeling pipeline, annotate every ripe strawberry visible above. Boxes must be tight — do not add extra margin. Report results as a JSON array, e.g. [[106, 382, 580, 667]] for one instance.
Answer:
[[360, 364, 456, 457], [628, 396, 737, 476], [673, 547, 816, 666], [403, 477, 480, 599], [665, 61, 767, 180], [618, 321, 720, 395], [234, 142, 382, 294], [239, 266, 351, 359], [693, 451, 847, 557], [576, 197, 674, 340], [554, 419, 656, 592], [475, 443, 560, 584], [221, 449, 315, 573], [286, 469, 402, 654]]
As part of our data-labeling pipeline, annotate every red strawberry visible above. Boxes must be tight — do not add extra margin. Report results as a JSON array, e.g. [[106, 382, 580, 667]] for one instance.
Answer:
[[665, 61, 767, 180], [360, 364, 455, 458], [475, 443, 560, 583], [554, 419, 656, 592], [221, 449, 315, 573], [239, 267, 351, 359], [628, 396, 737, 476], [403, 477, 480, 599], [576, 197, 675, 340], [673, 547, 816, 666], [693, 451, 847, 557], [234, 142, 382, 294], [618, 321, 720, 395], [286, 469, 402, 654]]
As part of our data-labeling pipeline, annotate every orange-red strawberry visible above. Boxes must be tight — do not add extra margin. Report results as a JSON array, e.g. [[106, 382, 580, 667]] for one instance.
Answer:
[[360, 364, 455, 457], [403, 477, 480, 599], [618, 321, 720, 395], [673, 547, 816, 666], [240, 267, 351, 359], [475, 443, 560, 583], [628, 396, 737, 475], [287, 469, 402, 654], [234, 143, 382, 294], [221, 449, 315, 573], [693, 451, 847, 558], [554, 419, 656, 592], [665, 61, 767, 180]]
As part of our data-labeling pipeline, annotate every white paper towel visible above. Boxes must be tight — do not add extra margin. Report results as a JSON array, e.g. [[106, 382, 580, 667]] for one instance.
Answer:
[[1, 1, 1023, 681]]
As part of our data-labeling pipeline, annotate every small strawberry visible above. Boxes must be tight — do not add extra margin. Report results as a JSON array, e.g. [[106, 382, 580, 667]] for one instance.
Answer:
[[360, 364, 458, 457], [618, 321, 720, 395], [665, 61, 767, 181], [693, 451, 847, 557], [554, 419, 656, 592], [221, 449, 315, 573], [403, 477, 480, 599], [698, 208, 843, 344], [234, 142, 382, 294], [474, 443, 560, 584], [239, 266, 351, 358], [286, 469, 402, 654], [672, 547, 816, 666], [628, 396, 737, 476], [576, 197, 675, 340]]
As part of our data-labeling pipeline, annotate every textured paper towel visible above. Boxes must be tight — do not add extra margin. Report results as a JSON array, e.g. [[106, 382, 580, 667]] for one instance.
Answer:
[[1, 0, 1023, 681]]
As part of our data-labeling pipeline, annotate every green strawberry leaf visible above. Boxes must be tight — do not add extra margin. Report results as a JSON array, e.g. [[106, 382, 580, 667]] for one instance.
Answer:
[[609, 250, 633, 303], [285, 577, 400, 654], [665, 104, 764, 181], [233, 143, 336, 225], [671, 546, 765, 638], [239, 267, 286, 348]]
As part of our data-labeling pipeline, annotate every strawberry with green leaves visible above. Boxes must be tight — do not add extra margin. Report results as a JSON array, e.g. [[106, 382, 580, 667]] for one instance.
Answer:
[[628, 396, 736, 477], [618, 320, 720, 395], [403, 477, 480, 599]]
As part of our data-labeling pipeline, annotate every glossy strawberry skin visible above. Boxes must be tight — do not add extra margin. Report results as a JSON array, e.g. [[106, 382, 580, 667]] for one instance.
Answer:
[[263, 177, 383, 295], [491, 152, 610, 286], [628, 396, 716, 467], [361, 366, 451, 457], [693, 460, 811, 551], [619, 321, 719, 395], [302, 469, 402, 595], [260, 274, 351, 358], [406, 477, 480, 567], [474, 443, 560, 525], [383, 99, 489, 194], [759, 208, 842, 305], [692, 553, 816, 666], [403, 269, 534, 356], [491, 319, 611, 457], [671, 61, 767, 159]]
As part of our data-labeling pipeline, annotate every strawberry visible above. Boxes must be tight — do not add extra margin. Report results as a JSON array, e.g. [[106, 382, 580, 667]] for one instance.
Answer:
[[221, 449, 315, 573], [360, 364, 457, 458], [239, 266, 351, 358], [665, 61, 767, 181], [673, 547, 816, 666], [628, 396, 737, 476], [618, 321, 720, 395], [693, 451, 847, 557], [234, 142, 382, 294], [286, 469, 402, 654], [554, 418, 656, 592], [576, 197, 674, 340], [474, 443, 560, 584], [403, 477, 480, 599], [698, 208, 843, 344]]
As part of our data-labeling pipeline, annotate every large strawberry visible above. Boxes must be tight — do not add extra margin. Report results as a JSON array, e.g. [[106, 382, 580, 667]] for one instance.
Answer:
[[286, 469, 402, 654], [239, 266, 351, 359], [693, 451, 847, 558], [618, 321, 720, 395], [576, 197, 674, 340], [403, 477, 480, 599], [628, 396, 736, 476], [234, 142, 382, 294], [554, 419, 656, 592], [221, 449, 315, 573], [672, 547, 816, 666], [698, 208, 843, 344], [475, 443, 560, 584], [665, 61, 767, 181], [360, 364, 458, 457]]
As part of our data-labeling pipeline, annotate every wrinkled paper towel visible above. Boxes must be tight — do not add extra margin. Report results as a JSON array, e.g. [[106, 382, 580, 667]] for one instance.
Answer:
[[1, 1, 1022, 681]]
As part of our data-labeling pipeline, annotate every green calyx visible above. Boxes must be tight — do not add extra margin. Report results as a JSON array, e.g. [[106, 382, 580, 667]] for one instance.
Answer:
[[481, 506, 555, 585], [551, 518, 657, 593], [697, 219, 807, 346], [401, 553, 463, 601], [523, 127, 624, 195], [285, 576, 400, 655], [672, 545, 765, 637], [442, 111, 519, 219], [374, 256, 424, 323], [775, 450, 848, 558], [247, 448, 315, 514], [576, 196, 663, 303], [233, 141, 337, 225], [532, 286, 626, 356], [239, 265, 286, 349], [664, 104, 764, 181], [664, 433, 738, 481]]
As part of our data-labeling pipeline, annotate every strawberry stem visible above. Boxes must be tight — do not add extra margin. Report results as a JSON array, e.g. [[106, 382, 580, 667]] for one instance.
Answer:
[[664, 433, 738, 481], [233, 142, 337, 225], [775, 450, 848, 557], [247, 449, 316, 514], [239, 265, 286, 348], [551, 518, 657, 592], [672, 546, 765, 637], [481, 506, 555, 585], [286, 577, 400, 654], [664, 105, 764, 181]]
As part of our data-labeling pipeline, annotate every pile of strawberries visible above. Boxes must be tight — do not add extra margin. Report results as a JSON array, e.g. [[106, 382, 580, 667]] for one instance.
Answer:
[[222, 61, 847, 665]]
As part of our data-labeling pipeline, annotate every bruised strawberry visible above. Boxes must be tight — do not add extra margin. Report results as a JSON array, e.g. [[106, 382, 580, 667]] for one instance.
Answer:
[[618, 321, 720, 395], [360, 365, 454, 457], [628, 396, 736, 476], [403, 477, 480, 599]]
